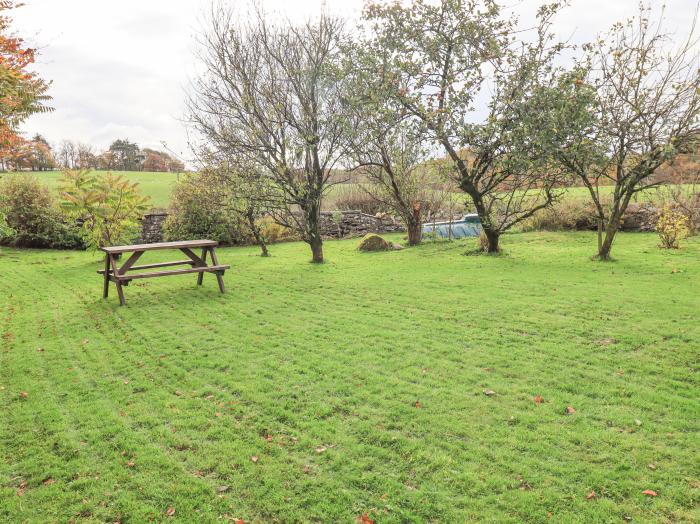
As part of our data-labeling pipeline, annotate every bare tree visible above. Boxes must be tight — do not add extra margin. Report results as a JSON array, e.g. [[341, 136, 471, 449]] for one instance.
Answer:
[[203, 156, 285, 257], [552, 4, 700, 259], [188, 5, 352, 263], [58, 140, 77, 169], [349, 117, 437, 245], [76, 142, 97, 170]]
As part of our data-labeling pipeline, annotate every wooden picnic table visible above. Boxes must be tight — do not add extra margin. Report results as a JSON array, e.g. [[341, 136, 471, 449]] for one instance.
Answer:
[[98, 239, 230, 306]]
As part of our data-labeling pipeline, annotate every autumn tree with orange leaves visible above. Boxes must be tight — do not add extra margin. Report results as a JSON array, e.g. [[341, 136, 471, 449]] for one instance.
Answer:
[[0, 1, 52, 170]]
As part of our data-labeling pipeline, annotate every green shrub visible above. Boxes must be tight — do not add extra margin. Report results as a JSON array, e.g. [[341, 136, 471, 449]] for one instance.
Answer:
[[333, 185, 387, 215], [520, 197, 596, 232], [163, 172, 251, 244], [0, 209, 11, 238], [257, 216, 298, 244], [0, 174, 83, 249], [60, 170, 150, 249], [656, 205, 689, 249]]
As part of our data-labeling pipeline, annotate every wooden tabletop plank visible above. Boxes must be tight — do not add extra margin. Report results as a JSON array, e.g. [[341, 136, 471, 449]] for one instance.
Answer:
[[100, 240, 218, 254]]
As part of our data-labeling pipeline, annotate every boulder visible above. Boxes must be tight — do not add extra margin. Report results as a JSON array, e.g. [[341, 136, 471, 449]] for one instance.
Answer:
[[357, 233, 391, 252]]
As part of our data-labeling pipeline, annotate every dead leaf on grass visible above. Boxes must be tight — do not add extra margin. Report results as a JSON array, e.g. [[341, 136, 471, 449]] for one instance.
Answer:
[[356, 513, 375, 524], [166, 506, 176, 517]]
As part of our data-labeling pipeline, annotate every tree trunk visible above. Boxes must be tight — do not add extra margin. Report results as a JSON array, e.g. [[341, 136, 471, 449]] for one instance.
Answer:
[[598, 213, 622, 260], [406, 203, 422, 246], [246, 211, 269, 257], [470, 193, 500, 253], [305, 202, 324, 263], [596, 190, 635, 260], [309, 235, 324, 263], [407, 221, 422, 246], [482, 227, 500, 253]]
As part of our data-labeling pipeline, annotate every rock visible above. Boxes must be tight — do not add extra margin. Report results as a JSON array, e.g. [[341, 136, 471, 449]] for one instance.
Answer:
[[357, 234, 391, 252]]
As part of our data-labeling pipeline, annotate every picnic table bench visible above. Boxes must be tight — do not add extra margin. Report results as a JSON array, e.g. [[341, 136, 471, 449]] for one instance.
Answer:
[[97, 240, 229, 306]]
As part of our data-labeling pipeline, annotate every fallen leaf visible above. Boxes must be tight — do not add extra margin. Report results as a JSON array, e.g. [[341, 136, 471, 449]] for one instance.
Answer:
[[315, 446, 327, 454], [356, 513, 375, 524], [123, 380, 129, 385], [534, 395, 544, 404], [303, 465, 311, 474], [215, 412, 222, 418], [250, 456, 258, 463], [20, 391, 28, 398], [634, 419, 642, 426], [565, 406, 576, 414], [642, 489, 657, 497], [264, 435, 273, 442], [43, 478, 55, 486], [414, 400, 423, 408], [37, 347, 44, 352], [126, 460, 135, 468], [82, 338, 89, 345], [217, 485, 229, 493], [586, 490, 596, 500], [166, 506, 176, 517], [484, 389, 496, 397], [647, 464, 657, 470]]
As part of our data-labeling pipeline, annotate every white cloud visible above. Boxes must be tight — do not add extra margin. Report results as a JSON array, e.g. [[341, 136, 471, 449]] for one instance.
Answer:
[[12, 0, 698, 162]]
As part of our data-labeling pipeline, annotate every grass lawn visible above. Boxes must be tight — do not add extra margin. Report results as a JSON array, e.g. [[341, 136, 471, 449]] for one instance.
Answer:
[[3, 170, 183, 208], [0, 232, 698, 523]]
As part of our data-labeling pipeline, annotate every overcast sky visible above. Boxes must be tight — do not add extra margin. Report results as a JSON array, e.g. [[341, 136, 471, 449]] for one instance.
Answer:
[[12, 0, 698, 163]]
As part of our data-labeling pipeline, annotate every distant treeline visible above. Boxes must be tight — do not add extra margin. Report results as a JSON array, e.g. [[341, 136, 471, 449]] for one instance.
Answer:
[[0, 135, 185, 173]]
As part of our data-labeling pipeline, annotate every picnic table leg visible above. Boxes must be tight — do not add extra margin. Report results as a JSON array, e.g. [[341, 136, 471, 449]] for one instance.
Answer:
[[209, 247, 226, 293], [115, 280, 126, 306], [108, 254, 127, 306], [103, 254, 110, 298], [196, 248, 208, 286]]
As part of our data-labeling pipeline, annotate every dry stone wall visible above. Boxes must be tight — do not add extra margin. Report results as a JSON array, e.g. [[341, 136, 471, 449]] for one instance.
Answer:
[[138, 209, 405, 244]]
